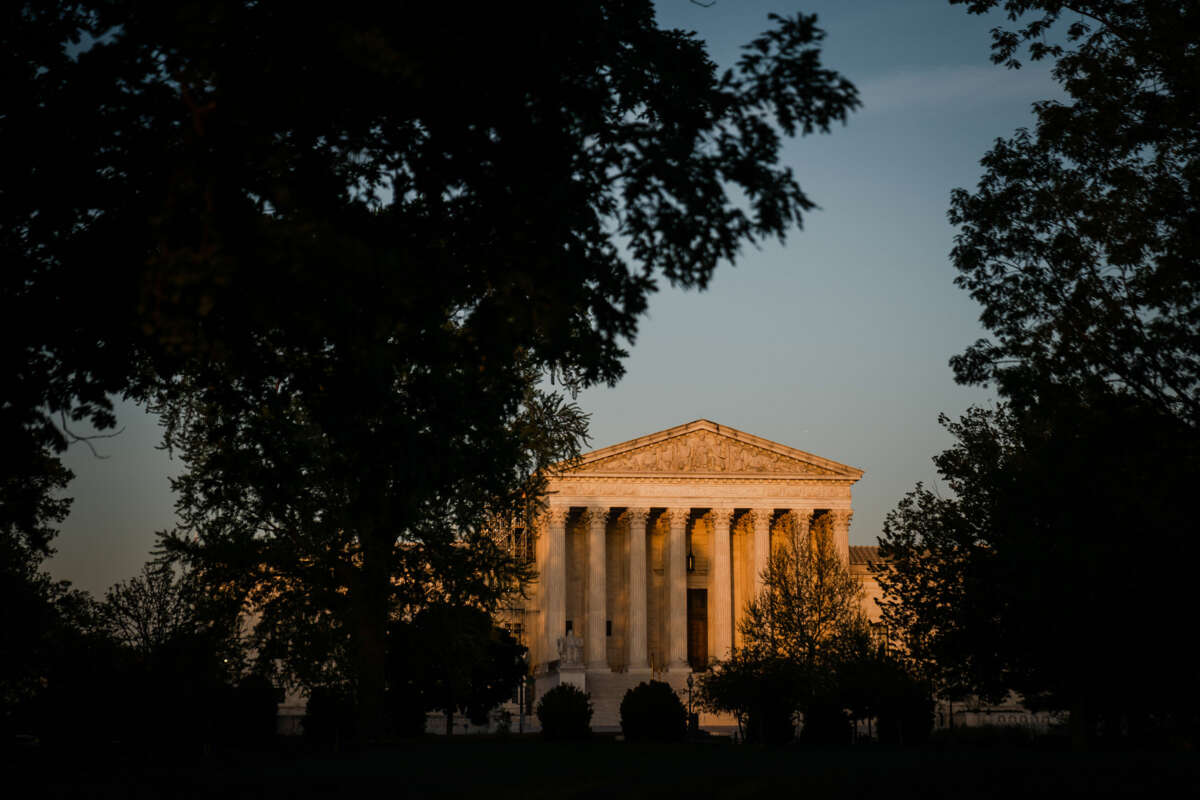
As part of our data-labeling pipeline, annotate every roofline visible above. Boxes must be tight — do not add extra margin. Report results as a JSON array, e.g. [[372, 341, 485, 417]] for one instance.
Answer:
[[557, 418, 864, 480]]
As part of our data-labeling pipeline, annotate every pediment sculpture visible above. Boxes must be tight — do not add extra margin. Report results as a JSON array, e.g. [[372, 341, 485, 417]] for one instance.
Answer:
[[577, 430, 837, 475]]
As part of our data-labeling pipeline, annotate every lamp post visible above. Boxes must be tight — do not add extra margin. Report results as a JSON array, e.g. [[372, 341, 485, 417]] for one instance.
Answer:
[[686, 673, 696, 734]]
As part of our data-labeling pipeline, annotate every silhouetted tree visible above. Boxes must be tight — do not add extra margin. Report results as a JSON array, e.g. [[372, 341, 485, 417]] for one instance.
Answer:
[[948, 1, 1200, 426], [699, 650, 804, 745], [0, 422, 95, 736], [6, 2, 858, 739], [838, 632, 933, 745], [741, 520, 869, 669], [879, 395, 1200, 747], [100, 563, 207, 659], [702, 521, 869, 745], [884, 1, 1200, 748], [387, 605, 527, 735]]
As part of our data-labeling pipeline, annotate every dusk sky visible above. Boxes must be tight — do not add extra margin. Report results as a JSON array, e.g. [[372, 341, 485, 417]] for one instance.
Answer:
[[51, 0, 1062, 596]]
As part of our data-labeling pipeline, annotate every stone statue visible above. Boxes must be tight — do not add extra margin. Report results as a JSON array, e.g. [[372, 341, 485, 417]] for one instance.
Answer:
[[556, 632, 584, 666]]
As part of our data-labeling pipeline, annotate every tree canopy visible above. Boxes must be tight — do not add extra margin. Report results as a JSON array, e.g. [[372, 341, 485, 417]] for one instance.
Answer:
[[879, 1, 1200, 746], [3, 1, 859, 738], [947, 1, 1200, 424], [702, 520, 871, 744], [740, 518, 867, 668]]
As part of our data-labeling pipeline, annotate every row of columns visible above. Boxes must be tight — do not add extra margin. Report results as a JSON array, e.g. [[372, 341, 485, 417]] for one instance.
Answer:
[[541, 506, 852, 673]]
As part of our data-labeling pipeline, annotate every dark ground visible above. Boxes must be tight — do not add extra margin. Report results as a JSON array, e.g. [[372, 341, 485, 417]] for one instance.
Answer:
[[12, 736, 1200, 799]]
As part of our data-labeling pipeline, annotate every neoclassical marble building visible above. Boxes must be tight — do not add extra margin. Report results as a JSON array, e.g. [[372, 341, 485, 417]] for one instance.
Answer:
[[522, 419, 865, 724]]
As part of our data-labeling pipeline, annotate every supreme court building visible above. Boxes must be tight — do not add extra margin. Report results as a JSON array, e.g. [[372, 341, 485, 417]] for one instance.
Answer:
[[521, 419, 868, 727]]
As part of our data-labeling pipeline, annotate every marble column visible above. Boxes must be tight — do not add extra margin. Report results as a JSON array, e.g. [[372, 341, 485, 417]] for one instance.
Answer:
[[666, 507, 689, 671], [792, 508, 813, 553], [752, 508, 771, 598], [627, 508, 650, 671], [585, 506, 608, 670], [831, 509, 852, 563], [710, 508, 734, 662], [544, 506, 569, 665]]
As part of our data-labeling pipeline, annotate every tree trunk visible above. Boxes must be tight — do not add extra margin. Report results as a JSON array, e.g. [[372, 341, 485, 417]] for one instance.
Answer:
[[351, 533, 392, 743], [1069, 692, 1088, 752]]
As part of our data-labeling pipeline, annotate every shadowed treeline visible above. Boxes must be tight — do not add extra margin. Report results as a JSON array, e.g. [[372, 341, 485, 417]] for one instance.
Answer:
[[3, 0, 1198, 782], [2, 0, 857, 750], [876, 0, 1200, 750]]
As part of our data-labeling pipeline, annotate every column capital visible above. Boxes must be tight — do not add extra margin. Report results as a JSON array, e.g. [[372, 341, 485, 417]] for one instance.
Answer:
[[791, 507, 814, 524], [751, 508, 773, 527], [829, 509, 854, 528], [546, 506, 571, 526], [582, 506, 609, 527], [626, 507, 650, 525], [663, 507, 690, 525], [710, 507, 735, 527]]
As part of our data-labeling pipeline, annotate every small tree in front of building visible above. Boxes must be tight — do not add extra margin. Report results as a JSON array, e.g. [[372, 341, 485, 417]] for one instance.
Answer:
[[702, 517, 869, 744], [742, 517, 868, 668], [387, 604, 527, 736]]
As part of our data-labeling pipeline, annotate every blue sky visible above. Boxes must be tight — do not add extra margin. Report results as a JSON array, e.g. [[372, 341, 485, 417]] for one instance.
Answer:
[[51, 1, 1062, 595]]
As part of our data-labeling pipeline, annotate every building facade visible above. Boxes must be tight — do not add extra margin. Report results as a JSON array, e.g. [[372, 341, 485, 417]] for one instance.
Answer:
[[521, 419, 866, 726]]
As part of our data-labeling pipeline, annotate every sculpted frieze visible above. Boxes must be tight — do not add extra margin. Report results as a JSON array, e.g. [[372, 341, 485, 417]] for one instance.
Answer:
[[577, 430, 837, 476], [547, 478, 852, 504]]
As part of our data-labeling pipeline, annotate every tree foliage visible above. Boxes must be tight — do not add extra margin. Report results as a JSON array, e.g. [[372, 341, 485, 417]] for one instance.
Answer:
[[386, 604, 527, 735], [947, 1, 1200, 425], [874, 1, 1200, 746], [702, 521, 871, 744], [100, 562, 223, 660], [4, 1, 858, 738], [879, 395, 1200, 739], [741, 519, 868, 668]]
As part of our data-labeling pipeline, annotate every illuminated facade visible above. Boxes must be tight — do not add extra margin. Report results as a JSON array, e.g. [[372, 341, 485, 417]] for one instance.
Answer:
[[519, 419, 867, 727]]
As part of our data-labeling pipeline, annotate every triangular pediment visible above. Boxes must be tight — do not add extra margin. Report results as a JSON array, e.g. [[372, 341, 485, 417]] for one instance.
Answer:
[[560, 420, 862, 480]]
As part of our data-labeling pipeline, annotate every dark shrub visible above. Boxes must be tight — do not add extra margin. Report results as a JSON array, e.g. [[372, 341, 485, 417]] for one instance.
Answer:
[[536, 683, 592, 741], [746, 703, 796, 745], [799, 699, 851, 746], [227, 674, 283, 746], [929, 724, 1035, 748], [386, 683, 429, 738], [876, 688, 934, 745], [303, 687, 356, 745], [620, 680, 687, 742]]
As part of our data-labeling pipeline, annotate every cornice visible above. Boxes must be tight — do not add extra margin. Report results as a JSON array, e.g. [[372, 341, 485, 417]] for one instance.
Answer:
[[549, 419, 864, 481]]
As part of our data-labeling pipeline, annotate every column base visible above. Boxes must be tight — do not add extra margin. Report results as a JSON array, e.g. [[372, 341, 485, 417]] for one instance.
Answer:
[[667, 661, 692, 673], [585, 661, 610, 673]]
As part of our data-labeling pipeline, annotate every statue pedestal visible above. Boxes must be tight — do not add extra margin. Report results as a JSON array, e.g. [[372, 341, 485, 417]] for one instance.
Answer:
[[558, 664, 586, 693]]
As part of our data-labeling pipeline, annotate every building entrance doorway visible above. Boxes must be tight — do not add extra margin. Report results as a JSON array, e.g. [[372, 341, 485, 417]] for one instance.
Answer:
[[687, 589, 708, 670]]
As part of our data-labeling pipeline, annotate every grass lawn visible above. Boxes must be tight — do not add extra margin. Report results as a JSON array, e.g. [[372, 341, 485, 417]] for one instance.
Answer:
[[17, 735, 1200, 798]]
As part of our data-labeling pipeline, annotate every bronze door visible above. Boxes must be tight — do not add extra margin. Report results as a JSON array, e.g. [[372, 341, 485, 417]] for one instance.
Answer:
[[687, 589, 708, 670]]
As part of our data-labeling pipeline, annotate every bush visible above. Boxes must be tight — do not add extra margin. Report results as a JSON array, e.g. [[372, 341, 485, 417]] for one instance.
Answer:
[[536, 684, 592, 741], [385, 683, 429, 738], [799, 698, 850, 746], [747, 703, 797, 745], [225, 674, 282, 746], [930, 724, 1036, 749], [876, 688, 934, 746], [620, 681, 687, 742], [303, 687, 357, 745], [699, 653, 802, 745]]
